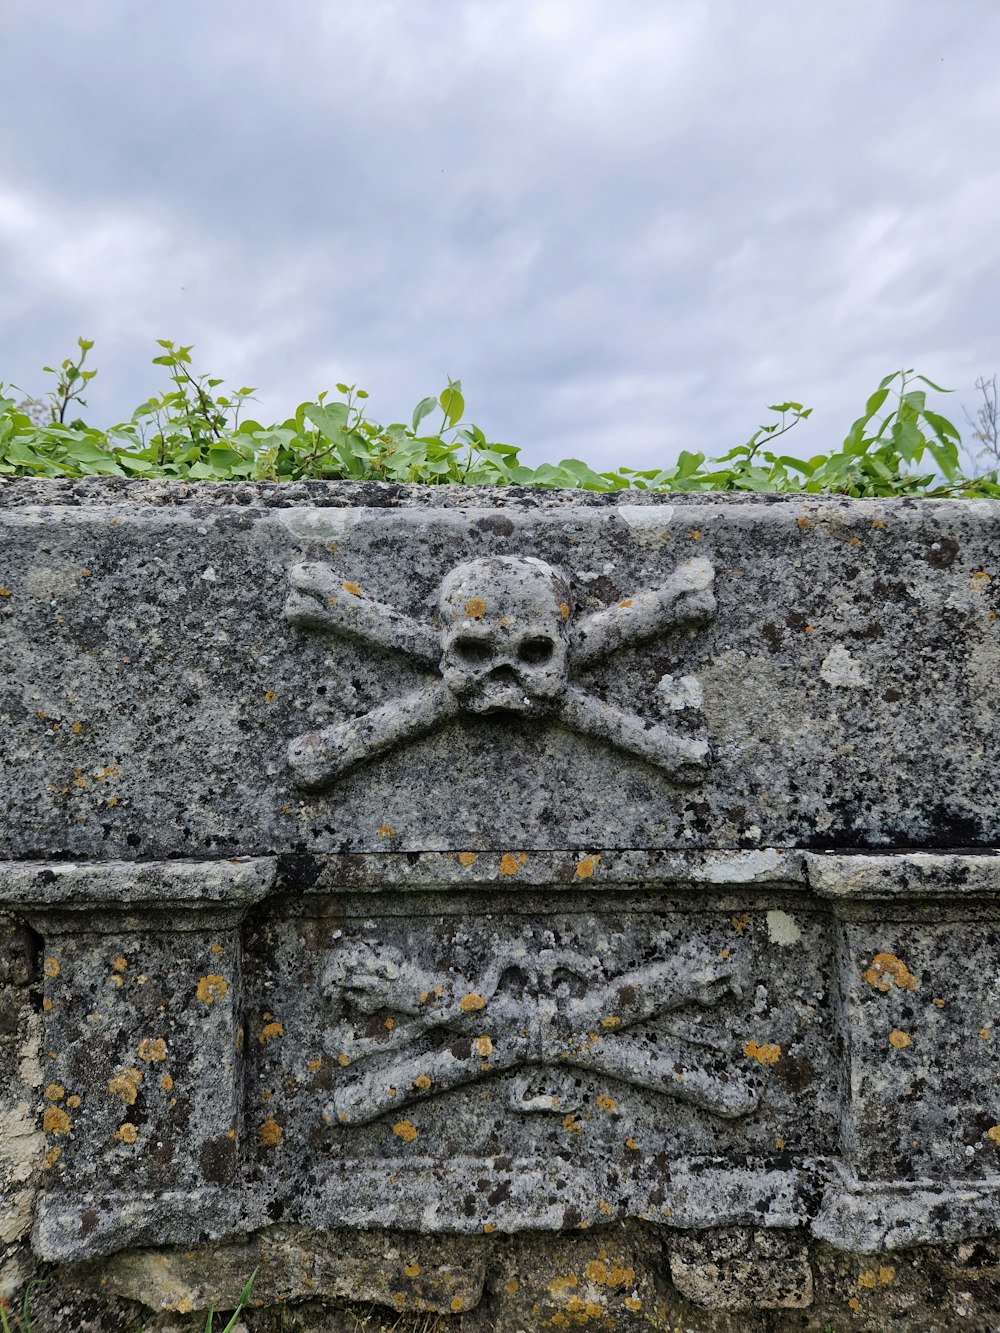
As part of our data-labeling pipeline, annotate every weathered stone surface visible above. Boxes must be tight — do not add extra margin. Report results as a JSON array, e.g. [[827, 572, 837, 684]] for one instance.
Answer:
[[4, 480, 1000, 1330]]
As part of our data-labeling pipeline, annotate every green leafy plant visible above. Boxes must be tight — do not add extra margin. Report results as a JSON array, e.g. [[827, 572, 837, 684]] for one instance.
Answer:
[[0, 340, 985, 497], [0, 1281, 41, 1333], [204, 1268, 257, 1333]]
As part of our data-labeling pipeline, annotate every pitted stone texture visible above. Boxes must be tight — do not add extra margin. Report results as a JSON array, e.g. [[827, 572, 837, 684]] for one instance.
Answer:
[[668, 1228, 813, 1310], [1, 482, 999, 855]]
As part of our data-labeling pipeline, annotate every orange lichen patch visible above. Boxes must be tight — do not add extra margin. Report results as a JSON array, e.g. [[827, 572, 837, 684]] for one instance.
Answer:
[[879, 1265, 896, 1285], [112, 956, 128, 973], [624, 1297, 642, 1312], [459, 992, 487, 1013], [625, 1137, 639, 1151], [731, 914, 750, 935], [971, 570, 992, 589], [377, 824, 395, 839], [338, 1052, 351, 1067], [796, 516, 812, 530], [888, 1029, 911, 1049], [464, 596, 487, 620], [618, 599, 634, 609], [450, 1297, 465, 1313], [981, 1028, 992, 1041], [848, 1296, 860, 1310], [871, 518, 887, 530], [195, 974, 228, 1004], [137, 1037, 168, 1062], [932, 997, 945, 1007], [857, 1270, 878, 1289], [575, 857, 597, 879], [848, 536, 863, 548], [43, 957, 61, 979], [306, 1059, 322, 1073], [548, 1275, 579, 1296], [263, 690, 277, 704], [458, 851, 477, 867], [403, 1262, 421, 1277], [210, 942, 224, 957], [160, 1075, 174, 1093], [116, 1122, 138, 1144], [483, 1222, 496, 1234], [43, 1106, 72, 1135], [108, 1069, 143, 1105], [558, 602, 571, 620], [988, 1126, 1000, 1145], [341, 581, 362, 597], [505, 1278, 520, 1295], [66, 1095, 81, 1110], [260, 1118, 283, 1148], [743, 1041, 781, 1066], [862, 953, 918, 993], [0, 588, 10, 597], [474, 1036, 494, 1058], [775, 1138, 786, 1150], [499, 853, 521, 876], [687, 529, 702, 541], [598, 1201, 613, 1216], [42, 997, 53, 1013], [106, 796, 119, 808], [600, 1016, 621, 1029], [44, 1084, 65, 1103], [393, 1119, 418, 1142], [43, 1146, 62, 1170], [595, 1095, 617, 1113], [259, 1021, 285, 1045], [384, 1017, 395, 1031], [562, 1114, 582, 1135]]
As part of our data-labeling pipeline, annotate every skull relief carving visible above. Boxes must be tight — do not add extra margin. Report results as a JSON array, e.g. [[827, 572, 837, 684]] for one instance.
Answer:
[[438, 556, 572, 714], [284, 551, 716, 788]]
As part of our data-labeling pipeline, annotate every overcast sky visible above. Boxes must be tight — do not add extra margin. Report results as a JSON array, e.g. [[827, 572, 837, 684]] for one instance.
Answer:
[[2, 0, 999, 471]]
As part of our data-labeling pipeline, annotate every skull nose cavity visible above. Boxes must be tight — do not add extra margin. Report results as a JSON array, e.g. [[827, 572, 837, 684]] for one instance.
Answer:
[[518, 636, 555, 665], [490, 664, 520, 685]]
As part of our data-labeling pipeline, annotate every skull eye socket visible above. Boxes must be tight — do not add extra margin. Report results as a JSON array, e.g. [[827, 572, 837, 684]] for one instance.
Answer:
[[518, 636, 555, 665], [453, 636, 492, 664]]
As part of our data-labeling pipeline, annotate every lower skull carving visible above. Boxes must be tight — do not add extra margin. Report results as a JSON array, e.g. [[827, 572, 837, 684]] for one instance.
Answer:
[[438, 556, 572, 714]]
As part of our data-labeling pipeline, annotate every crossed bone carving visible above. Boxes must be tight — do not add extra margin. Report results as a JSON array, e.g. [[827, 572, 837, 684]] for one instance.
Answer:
[[285, 554, 715, 789], [323, 936, 759, 1124]]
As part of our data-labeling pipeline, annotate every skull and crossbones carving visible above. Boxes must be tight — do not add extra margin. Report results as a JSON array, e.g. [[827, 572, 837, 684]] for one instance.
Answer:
[[284, 553, 715, 789], [321, 933, 760, 1126]]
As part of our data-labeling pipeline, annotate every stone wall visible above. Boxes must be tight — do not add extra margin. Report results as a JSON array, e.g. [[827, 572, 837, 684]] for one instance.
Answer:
[[2, 479, 1000, 1330]]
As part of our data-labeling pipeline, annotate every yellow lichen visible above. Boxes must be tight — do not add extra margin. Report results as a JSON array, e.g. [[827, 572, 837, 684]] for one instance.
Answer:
[[575, 857, 596, 879], [585, 1261, 607, 1284], [43, 957, 60, 979], [687, 529, 701, 541], [338, 1052, 351, 1067], [862, 953, 918, 993], [260, 1118, 283, 1147], [625, 1137, 638, 1151], [44, 1083, 65, 1103], [879, 1265, 896, 1285], [450, 1298, 464, 1313], [888, 1029, 911, 1049], [458, 851, 477, 867], [137, 1037, 168, 1062], [112, 956, 128, 973], [600, 1016, 621, 1029], [857, 1271, 877, 1289], [459, 992, 486, 1013], [259, 1021, 284, 1045], [384, 1017, 395, 1030], [796, 516, 811, 530], [474, 1036, 494, 1058], [562, 1114, 582, 1134], [624, 1296, 642, 1311], [393, 1119, 418, 1142], [66, 1094, 81, 1110], [598, 1201, 613, 1216], [981, 1028, 992, 1041], [307, 1059, 322, 1072], [499, 853, 521, 876], [43, 1106, 72, 1135], [464, 596, 486, 620], [731, 914, 750, 935], [743, 1041, 781, 1066], [505, 1279, 519, 1295], [263, 690, 277, 703], [42, 997, 53, 1013], [559, 602, 570, 619], [160, 1075, 174, 1092], [108, 1068, 143, 1104], [595, 1094, 617, 1113], [483, 1222, 496, 1233], [116, 1122, 138, 1144], [988, 1126, 1000, 1145], [43, 1147, 62, 1170], [342, 581, 362, 597], [414, 1073, 432, 1090], [377, 824, 395, 839], [404, 1262, 421, 1277], [195, 974, 228, 1004]]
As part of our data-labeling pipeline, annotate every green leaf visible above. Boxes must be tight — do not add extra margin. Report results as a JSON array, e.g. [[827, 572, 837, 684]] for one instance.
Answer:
[[439, 386, 464, 427], [304, 402, 349, 440], [411, 396, 438, 432]]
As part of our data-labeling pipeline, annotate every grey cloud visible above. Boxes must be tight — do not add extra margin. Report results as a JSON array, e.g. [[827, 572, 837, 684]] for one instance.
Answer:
[[1, 0, 999, 470]]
